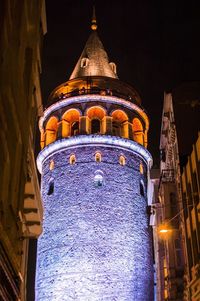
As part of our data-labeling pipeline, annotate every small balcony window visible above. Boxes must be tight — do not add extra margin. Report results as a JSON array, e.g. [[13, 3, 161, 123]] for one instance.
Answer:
[[69, 154, 76, 165], [95, 152, 102, 163], [119, 155, 126, 166]]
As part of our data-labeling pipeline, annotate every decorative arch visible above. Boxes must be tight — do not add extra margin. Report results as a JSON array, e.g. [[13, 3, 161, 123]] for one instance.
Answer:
[[86, 106, 106, 134], [45, 116, 58, 146], [132, 118, 144, 145], [62, 108, 81, 137], [111, 109, 129, 138]]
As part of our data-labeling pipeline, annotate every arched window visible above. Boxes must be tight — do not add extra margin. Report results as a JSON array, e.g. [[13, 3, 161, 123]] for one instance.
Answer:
[[71, 121, 79, 136], [86, 106, 106, 134], [81, 57, 89, 68], [132, 118, 144, 145], [49, 160, 55, 170], [94, 170, 104, 187], [69, 154, 76, 165], [111, 110, 128, 138], [95, 152, 101, 162], [45, 116, 58, 145], [119, 155, 126, 166], [62, 109, 81, 138], [91, 119, 100, 134]]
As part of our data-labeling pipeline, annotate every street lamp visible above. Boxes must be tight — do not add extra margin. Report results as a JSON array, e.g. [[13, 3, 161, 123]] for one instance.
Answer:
[[157, 205, 193, 236]]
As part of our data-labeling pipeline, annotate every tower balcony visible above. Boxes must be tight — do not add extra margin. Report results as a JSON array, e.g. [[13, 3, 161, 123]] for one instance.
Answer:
[[39, 93, 149, 151], [46, 76, 142, 108], [37, 134, 152, 174]]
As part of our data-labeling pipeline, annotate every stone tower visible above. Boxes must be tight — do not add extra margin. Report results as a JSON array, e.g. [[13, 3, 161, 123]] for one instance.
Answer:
[[36, 13, 154, 301]]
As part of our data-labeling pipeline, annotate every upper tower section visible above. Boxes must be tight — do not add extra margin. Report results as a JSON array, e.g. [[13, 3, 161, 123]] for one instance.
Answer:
[[70, 8, 117, 80], [37, 10, 151, 172], [70, 12, 117, 80]]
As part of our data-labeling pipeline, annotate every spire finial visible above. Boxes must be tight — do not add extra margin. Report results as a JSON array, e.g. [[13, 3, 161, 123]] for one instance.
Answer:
[[91, 6, 97, 31]]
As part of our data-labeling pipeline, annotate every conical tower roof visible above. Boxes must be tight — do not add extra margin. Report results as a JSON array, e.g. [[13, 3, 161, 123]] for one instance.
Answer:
[[48, 9, 142, 106], [69, 14, 118, 80]]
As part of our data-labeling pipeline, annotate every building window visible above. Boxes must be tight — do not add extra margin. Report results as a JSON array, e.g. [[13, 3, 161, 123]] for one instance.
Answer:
[[119, 155, 126, 165], [174, 238, 182, 267], [69, 154, 76, 165], [95, 152, 101, 162], [81, 57, 89, 68], [47, 179, 54, 195], [49, 160, 55, 170], [140, 180, 145, 197], [91, 119, 100, 134], [94, 170, 104, 187]]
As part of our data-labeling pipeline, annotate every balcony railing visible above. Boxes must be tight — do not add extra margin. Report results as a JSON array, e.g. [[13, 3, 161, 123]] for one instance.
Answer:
[[46, 87, 142, 109]]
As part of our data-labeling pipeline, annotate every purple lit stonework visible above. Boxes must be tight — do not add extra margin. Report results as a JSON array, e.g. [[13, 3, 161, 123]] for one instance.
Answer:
[[36, 19, 154, 300]]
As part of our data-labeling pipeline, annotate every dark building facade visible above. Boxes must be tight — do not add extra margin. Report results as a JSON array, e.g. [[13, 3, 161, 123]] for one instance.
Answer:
[[181, 133, 200, 301], [0, 1, 46, 300], [153, 85, 200, 301], [35, 15, 154, 300]]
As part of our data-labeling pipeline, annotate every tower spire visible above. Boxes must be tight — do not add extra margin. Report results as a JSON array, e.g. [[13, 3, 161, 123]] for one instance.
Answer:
[[91, 6, 97, 31]]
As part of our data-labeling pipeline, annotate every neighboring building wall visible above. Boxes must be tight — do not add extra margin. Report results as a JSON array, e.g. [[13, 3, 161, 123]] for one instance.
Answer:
[[155, 93, 185, 301], [0, 1, 46, 300], [181, 132, 200, 301]]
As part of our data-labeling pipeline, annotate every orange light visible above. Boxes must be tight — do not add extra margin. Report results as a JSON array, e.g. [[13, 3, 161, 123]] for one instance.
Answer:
[[159, 229, 169, 233]]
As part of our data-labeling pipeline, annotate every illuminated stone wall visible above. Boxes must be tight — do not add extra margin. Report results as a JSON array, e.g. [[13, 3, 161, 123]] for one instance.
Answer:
[[36, 144, 154, 300]]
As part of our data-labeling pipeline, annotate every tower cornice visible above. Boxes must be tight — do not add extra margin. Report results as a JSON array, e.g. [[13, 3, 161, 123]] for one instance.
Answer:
[[37, 135, 152, 174]]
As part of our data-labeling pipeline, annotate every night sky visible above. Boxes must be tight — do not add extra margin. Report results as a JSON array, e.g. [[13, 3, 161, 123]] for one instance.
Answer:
[[41, 0, 200, 165]]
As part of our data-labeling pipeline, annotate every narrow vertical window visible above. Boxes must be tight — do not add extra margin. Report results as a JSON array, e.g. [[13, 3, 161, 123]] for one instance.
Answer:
[[47, 179, 54, 195], [95, 152, 101, 162], [69, 154, 76, 165], [140, 180, 145, 197]]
